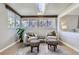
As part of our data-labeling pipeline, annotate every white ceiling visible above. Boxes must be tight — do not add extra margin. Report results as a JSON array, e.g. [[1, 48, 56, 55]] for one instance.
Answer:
[[7, 3, 72, 16], [67, 7, 79, 15], [45, 3, 72, 15], [7, 3, 38, 16]]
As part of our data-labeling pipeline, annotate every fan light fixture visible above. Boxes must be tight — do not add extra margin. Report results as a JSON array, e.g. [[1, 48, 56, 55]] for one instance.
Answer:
[[37, 3, 45, 15]]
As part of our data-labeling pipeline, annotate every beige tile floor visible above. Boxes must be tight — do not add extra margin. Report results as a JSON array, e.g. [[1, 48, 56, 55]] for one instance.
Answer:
[[0, 42, 77, 55]]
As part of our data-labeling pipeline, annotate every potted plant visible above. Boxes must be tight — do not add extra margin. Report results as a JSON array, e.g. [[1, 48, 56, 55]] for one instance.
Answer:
[[16, 28, 25, 42]]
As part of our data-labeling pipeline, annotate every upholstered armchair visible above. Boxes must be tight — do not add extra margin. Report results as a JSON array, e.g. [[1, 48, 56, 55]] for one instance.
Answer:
[[23, 32, 36, 46], [47, 31, 57, 40], [23, 33, 29, 45], [46, 31, 59, 45]]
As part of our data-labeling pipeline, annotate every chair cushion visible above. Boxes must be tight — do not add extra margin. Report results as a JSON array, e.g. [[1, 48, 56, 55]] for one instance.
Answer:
[[26, 32, 35, 37], [51, 31, 56, 36], [37, 36, 45, 39], [47, 31, 56, 36], [28, 37, 37, 41], [47, 36, 56, 39]]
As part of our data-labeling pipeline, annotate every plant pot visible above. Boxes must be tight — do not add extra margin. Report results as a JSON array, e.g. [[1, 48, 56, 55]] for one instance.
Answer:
[[20, 39, 23, 42], [20, 38, 23, 42]]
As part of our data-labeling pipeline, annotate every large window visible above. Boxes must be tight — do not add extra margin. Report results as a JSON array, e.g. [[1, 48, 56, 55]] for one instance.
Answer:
[[7, 9, 21, 29], [22, 18, 57, 29], [15, 15, 21, 28]]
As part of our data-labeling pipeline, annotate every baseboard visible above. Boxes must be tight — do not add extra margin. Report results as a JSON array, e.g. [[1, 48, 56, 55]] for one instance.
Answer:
[[0, 40, 20, 53], [60, 40, 79, 52]]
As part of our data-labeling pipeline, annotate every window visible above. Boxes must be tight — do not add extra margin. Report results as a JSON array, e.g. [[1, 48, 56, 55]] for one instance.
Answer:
[[7, 9, 21, 29], [22, 18, 57, 30], [7, 9, 15, 29], [15, 15, 21, 28], [22, 21, 29, 28]]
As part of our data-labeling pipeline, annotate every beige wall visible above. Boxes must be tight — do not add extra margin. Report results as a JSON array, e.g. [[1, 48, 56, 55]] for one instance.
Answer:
[[59, 15, 79, 51], [0, 4, 17, 50], [60, 15, 78, 31]]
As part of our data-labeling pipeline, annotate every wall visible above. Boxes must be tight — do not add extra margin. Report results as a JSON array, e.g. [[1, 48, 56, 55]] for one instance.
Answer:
[[59, 15, 79, 51], [60, 31, 79, 51], [0, 4, 17, 51], [61, 15, 78, 31]]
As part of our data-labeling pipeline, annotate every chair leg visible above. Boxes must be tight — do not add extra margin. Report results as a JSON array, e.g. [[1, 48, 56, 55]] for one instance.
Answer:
[[48, 45, 50, 49], [37, 46, 39, 52], [56, 45, 57, 49], [31, 46, 33, 52], [54, 46, 57, 52], [50, 45, 51, 47]]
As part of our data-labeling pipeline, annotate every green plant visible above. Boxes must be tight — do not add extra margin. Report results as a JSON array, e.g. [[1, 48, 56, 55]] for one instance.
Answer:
[[16, 28, 25, 42]]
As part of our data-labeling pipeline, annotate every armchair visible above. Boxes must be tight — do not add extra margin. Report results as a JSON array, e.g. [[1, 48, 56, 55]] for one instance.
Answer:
[[23, 32, 36, 46]]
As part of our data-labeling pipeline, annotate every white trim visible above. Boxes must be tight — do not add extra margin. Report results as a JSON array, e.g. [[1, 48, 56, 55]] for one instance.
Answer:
[[0, 40, 20, 53], [60, 40, 79, 52]]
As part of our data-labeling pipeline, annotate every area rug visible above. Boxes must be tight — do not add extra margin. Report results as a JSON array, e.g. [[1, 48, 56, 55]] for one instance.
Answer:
[[16, 43, 79, 55]]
